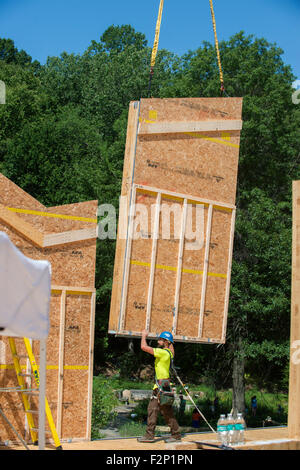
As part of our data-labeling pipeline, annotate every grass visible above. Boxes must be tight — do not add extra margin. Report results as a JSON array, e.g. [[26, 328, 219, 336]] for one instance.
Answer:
[[243, 389, 288, 428], [119, 422, 146, 438], [91, 374, 288, 439], [98, 373, 154, 392]]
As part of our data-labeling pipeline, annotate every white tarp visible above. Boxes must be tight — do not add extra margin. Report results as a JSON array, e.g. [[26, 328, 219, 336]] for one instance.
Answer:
[[0, 232, 51, 339]]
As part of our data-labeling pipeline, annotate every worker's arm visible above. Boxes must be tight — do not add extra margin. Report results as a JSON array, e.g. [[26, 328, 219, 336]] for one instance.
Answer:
[[168, 343, 175, 358], [141, 330, 154, 356]]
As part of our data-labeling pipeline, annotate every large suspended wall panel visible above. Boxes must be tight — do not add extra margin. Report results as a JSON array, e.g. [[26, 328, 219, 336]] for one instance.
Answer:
[[109, 98, 243, 344]]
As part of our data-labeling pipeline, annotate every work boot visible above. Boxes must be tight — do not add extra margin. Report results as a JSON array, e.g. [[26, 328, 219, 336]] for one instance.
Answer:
[[137, 435, 155, 443]]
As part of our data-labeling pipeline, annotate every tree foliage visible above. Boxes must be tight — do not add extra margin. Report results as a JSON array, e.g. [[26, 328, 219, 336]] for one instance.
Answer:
[[0, 30, 299, 390]]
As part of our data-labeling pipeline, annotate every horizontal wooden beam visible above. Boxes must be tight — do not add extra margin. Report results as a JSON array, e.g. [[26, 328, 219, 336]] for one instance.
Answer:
[[0, 203, 44, 247], [134, 184, 235, 210], [138, 119, 243, 135], [109, 330, 224, 345], [43, 227, 98, 247], [51, 285, 96, 294], [0, 203, 98, 248]]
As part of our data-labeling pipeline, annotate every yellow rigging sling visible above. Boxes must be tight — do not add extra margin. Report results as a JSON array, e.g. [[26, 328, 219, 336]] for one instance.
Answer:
[[148, 0, 164, 95], [148, 0, 226, 95]]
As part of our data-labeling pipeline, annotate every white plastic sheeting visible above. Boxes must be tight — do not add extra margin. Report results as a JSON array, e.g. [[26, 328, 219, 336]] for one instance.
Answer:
[[0, 232, 51, 339]]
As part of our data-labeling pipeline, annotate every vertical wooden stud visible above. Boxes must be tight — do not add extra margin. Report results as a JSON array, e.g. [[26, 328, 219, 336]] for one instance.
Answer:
[[198, 204, 213, 337], [145, 192, 161, 331], [221, 208, 236, 342], [56, 289, 66, 437], [86, 291, 96, 440], [288, 181, 300, 439], [119, 186, 137, 332], [38, 339, 47, 450], [172, 199, 187, 334]]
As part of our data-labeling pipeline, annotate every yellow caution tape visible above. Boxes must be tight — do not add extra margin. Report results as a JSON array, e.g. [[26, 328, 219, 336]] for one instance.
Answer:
[[0, 364, 88, 370], [184, 132, 239, 148], [51, 289, 93, 296], [6, 207, 97, 223], [46, 365, 89, 370], [130, 259, 227, 278]]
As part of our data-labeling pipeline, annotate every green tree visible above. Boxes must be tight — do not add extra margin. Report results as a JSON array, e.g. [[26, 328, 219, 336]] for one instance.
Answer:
[[161, 31, 300, 410], [1, 28, 300, 402], [0, 61, 47, 174], [3, 105, 105, 205], [0, 37, 33, 66], [100, 24, 148, 53]]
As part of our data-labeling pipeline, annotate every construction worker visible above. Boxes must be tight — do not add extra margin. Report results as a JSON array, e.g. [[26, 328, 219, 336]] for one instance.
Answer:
[[137, 330, 181, 443]]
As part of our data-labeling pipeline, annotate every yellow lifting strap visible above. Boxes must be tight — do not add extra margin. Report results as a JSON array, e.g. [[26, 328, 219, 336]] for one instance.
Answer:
[[209, 0, 225, 93], [148, 0, 225, 95], [150, 0, 164, 70], [148, 0, 164, 95]]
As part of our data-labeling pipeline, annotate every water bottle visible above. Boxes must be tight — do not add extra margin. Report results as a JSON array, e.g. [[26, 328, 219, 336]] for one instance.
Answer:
[[217, 414, 228, 445], [235, 413, 246, 444], [227, 413, 235, 445]]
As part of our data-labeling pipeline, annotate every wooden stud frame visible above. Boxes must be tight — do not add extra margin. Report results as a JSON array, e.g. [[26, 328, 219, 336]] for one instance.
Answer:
[[109, 97, 243, 345], [114, 183, 236, 344], [50, 285, 96, 441], [0, 285, 96, 444]]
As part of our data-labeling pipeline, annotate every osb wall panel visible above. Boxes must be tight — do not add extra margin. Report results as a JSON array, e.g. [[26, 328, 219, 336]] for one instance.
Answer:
[[0, 173, 97, 443], [136, 98, 242, 205], [109, 98, 242, 344]]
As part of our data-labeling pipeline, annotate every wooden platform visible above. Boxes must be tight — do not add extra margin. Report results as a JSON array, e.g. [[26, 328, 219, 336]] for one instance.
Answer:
[[2, 426, 299, 451]]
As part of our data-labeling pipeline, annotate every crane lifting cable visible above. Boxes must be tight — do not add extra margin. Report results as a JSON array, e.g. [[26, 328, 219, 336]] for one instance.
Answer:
[[148, 0, 164, 96], [148, 0, 226, 96], [209, 0, 225, 94]]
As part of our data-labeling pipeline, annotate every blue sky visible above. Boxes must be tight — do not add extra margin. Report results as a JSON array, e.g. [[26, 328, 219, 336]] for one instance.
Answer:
[[0, 0, 299, 79]]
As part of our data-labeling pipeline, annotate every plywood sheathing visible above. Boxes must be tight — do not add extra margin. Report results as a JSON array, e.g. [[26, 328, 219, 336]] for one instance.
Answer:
[[137, 98, 242, 205], [0, 173, 97, 443], [109, 97, 243, 344]]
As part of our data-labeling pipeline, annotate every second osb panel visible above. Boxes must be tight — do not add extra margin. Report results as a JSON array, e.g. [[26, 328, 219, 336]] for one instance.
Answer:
[[0, 173, 97, 442]]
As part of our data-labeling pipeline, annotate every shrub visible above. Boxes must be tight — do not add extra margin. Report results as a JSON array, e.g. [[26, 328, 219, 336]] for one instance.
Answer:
[[92, 376, 119, 439]]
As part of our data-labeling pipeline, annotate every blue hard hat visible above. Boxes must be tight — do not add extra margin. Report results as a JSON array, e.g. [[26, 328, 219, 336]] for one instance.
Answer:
[[159, 331, 174, 343]]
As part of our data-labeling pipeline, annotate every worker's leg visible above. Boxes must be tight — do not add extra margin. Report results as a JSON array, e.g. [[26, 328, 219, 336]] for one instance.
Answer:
[[144, 395, 160, 439], [160, 404, 181, 439]]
